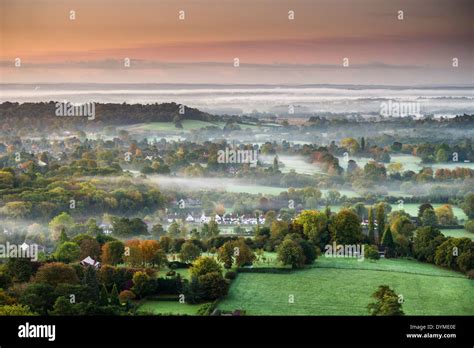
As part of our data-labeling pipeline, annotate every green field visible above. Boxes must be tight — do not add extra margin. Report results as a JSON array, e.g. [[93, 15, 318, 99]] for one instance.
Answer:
[[441, 229, 474, 240], [218, 256, 474, 315], [129, 120, 227, 132], [136, 300, 205, 315], [329, 203, 468, 221]]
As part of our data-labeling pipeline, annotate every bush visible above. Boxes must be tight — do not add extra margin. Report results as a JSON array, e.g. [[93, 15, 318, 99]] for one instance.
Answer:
[[118, 290, 136, 303], [364, 245, 380, 260], [224, 271, 237, 280], [197, 272, 228, 300], [0, 304, 36, 316], [467, 269, 474, 280], [131, 271, 154, 299]]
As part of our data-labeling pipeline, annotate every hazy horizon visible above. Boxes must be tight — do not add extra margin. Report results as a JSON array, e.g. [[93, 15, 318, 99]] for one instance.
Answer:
[[1, 0, 472, 85]]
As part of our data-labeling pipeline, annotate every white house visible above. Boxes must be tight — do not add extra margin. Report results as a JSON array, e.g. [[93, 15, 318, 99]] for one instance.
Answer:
[[81, 256, 101, 269]]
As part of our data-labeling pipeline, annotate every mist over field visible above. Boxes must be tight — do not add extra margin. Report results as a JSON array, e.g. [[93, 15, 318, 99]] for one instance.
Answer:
[[1, 84, 473, 116]]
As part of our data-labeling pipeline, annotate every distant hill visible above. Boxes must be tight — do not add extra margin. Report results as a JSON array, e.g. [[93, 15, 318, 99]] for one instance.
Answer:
[[0, 101, 218, 126]]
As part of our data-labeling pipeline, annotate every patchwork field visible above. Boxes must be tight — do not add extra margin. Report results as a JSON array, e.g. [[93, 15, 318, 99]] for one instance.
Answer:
[[218, 256, 474, 315]]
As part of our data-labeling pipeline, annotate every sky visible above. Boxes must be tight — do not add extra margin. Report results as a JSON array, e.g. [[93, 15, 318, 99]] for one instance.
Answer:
[[0, 0, 473, 85]]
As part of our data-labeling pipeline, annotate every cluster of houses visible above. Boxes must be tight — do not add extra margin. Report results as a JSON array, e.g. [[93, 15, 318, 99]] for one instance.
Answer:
[[168, 213, 267, 226]]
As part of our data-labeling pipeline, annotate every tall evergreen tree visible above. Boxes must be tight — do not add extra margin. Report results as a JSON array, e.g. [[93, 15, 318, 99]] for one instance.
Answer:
[[421, 208, 438, 227], [58, 228, 69, 245], [368, 207, 375, 243], [273, 156, 279, 171], [99, 284, 109, 306], [82, 266, 100, 302], [381, 227, 395, 258], [375, 203, 386, 244], [110, 284, 120, 306]]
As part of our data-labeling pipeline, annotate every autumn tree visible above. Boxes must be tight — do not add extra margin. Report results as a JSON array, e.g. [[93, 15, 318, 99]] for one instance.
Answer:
[[101, 241, 125, 265], [435, 205, 456, 226], [34, 262, 79, 287], [139, 240, 163, 267], [190, 257, 222, 278], [79, 238, 101, 260]]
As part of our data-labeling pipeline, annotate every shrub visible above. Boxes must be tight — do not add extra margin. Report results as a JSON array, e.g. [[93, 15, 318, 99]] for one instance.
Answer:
[[197, 272, 228, 300], [0, 304, 36, 316], [118, 290, 136, 303], [364, 245, 380, 260], [467, 269, 474, 280], [131, 271, 154, 299]]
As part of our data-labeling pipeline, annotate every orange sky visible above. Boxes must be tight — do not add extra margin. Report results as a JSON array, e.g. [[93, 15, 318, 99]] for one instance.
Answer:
[[0, 0, 472, 84]]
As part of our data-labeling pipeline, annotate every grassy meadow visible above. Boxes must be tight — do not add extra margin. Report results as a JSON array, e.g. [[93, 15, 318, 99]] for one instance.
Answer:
[[218, 256, 474, 316]]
